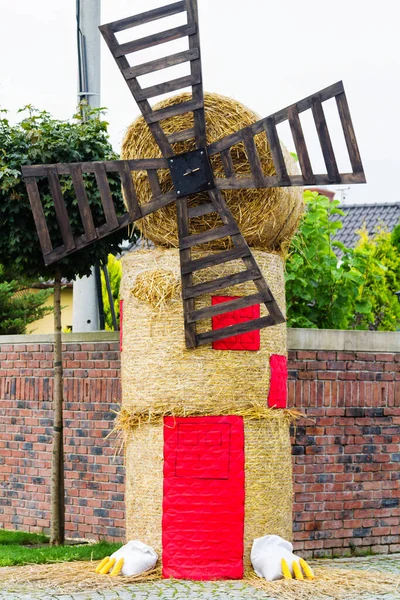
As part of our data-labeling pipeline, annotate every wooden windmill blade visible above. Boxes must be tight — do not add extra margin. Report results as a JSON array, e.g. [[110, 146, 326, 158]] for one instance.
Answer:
[[176, 187, 285, 348], [99, 0, 206, 157], [21, 159, 176, 266], [207, 81, 366, 191]]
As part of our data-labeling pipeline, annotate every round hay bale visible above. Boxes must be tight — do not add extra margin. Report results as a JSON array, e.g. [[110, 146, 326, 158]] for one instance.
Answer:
[[121, 92, 303, 252]]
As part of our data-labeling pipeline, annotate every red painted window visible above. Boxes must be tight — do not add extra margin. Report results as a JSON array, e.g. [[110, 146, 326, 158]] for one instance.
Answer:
[[211, 296, 260, 351], [162, 416, 245, 580], [267, 354, 288, 408]]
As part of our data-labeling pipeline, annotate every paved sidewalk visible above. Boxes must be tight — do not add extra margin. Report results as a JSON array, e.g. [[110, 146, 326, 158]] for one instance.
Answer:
[[1, 554, 399, 600]]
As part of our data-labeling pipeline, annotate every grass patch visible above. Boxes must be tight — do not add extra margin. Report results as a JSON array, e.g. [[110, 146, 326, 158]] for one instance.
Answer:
[[0, 529, 49, 546], [0, 529, 122, 567]]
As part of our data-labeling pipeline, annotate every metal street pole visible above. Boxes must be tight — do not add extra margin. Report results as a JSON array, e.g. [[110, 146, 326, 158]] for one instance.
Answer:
[[73, 0, 102, 332]]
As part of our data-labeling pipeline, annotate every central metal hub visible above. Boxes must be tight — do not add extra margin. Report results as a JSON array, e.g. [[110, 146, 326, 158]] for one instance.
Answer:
[[168, 148, 215, 198]]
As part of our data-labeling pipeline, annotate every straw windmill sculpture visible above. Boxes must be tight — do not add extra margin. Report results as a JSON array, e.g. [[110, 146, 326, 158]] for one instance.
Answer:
[[22, 0, 366, 581]]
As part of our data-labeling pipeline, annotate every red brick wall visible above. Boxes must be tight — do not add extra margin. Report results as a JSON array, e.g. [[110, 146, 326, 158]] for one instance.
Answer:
[[0, 340, 124, 541], [289, 350, 400, 557], [0, 338, 399, 556]]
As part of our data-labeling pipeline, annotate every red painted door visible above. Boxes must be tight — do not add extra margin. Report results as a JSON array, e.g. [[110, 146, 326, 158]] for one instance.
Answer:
[[162, 416, 245, 580]]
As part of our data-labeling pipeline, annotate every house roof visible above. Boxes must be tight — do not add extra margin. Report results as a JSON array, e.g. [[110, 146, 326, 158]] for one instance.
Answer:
[[330, 202, 400, 248]]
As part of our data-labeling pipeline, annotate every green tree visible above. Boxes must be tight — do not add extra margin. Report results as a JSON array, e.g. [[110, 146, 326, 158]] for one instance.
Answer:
[[0, 265, 53, 334], [0, 105, 128, 544]]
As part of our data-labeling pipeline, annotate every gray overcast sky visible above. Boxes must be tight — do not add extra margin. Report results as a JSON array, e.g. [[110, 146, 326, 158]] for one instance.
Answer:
[[1, 0, 399, 204]]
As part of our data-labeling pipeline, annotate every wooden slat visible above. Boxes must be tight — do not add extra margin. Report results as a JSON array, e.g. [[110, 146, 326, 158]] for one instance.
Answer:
[[288, 106, 316, 185], [185, 0, 206, 148], [188, 292, 265, 323], [24, 177, 53, 256], [196, 315, 276, 346], [207, 130, 244, 155], [122, 48, 199, 79], [114, 24, 196, 57], [22, 158, 168, 177], [105, 2, 186, 33], [140, 189, 177, 217], [311, 96, 340, 182], [264, 117, 290, 185], [220, 149, 235, 178], [176, 196, 197, 348], [93, 163, 119, 230], [167, 128, 195, 144], [272, 81, 344, 125], [179, 223, 239, 250], [147, 170, 162, 198], [119, 163, 142, 221], [215, 176, 261, 190], [181, 246, 250, 274], [69, 163, 97, 242], [46, 168, 75, 251], [188, 201, 215, 218], [335, 92, 365, 176], [145, 99, 203, 124], [242, 127, 265, 186], [135, 73, 201, 101], [183, 268, 260, 299]]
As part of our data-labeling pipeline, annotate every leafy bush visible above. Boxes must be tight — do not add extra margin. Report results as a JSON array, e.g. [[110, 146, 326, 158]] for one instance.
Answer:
[[285, 191, 400, 331]]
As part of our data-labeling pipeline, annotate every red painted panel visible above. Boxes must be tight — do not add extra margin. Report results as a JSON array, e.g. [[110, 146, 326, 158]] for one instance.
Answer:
[[211, 296, 260, 351], [119, 299, 123, 353], [162, 416, 245, 580], [268, 354, 288, 408]]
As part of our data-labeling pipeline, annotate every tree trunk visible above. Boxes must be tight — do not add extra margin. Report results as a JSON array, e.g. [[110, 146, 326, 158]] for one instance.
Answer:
[[50, 268, 65, 545]]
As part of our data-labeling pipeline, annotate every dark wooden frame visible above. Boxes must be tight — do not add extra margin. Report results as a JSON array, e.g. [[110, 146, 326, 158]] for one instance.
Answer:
[[207, 81, 365, 190]]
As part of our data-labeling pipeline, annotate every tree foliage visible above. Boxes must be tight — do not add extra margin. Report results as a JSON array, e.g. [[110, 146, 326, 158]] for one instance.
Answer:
[[0, 265, 53, 334], [0, 105, 128, 280], [285, 191, 400, 331]]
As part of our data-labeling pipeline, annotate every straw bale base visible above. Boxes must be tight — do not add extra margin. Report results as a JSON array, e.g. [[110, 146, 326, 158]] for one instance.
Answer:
[[124, 416, 293, 569], [125, 427, 163, 553], [244, 419, 293, 569]]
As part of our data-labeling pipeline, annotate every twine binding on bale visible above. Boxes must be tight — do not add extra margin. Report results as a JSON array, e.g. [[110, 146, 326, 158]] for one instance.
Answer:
[[1, 561, 398, 599], [121, 92, 303, 253]]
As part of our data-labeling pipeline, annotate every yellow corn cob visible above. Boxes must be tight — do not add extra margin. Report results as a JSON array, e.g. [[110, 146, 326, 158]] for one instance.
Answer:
[[99, 557, 116, 575], [110, 557, 124, 577], [299, 558, 314, 580], [95, 557, 110, 573], [281, 558, 292, 579], [292, 560, 304, 580]]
